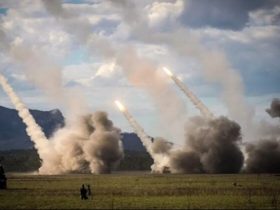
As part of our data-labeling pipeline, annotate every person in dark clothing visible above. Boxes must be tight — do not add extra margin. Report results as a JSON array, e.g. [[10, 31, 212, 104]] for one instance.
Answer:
[[87, 185, 92, 199], [80, 184, 88, 200], [0, 164, 4, 174], [0, 164, 7, 189]]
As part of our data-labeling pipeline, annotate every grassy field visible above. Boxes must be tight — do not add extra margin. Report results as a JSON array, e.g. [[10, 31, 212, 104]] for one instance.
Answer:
[[0, 172, 280, 209]]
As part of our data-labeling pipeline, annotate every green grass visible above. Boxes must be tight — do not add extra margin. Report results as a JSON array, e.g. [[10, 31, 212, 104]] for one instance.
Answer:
[[0, 173, 280, 209]]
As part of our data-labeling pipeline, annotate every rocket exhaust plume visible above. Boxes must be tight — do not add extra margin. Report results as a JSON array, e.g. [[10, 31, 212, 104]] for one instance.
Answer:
[[115, 100, 171, 173], [115, 100, 153, 155], [0, 73, 50, 163], [115, 100, 126, 112], [163, 67, 214, 119]]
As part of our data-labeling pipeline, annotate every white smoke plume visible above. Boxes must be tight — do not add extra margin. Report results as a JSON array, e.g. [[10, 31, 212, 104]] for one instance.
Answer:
[[39, 111, 124, 174], [115, 100, 153, 155], [115, 100, 170, 173], [0, 73, 51, 164], [163, 67, 214, 119], [0, 19, 88, 119], [117, 47, 188, 141], [164, 36, 253, 131], [9, 42, 88, 119]]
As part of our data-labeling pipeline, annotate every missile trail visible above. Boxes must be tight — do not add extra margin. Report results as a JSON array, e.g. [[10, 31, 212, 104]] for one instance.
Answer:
[[115, 100, 174, 173], [0, 73, 49, 160], [163, 67, 214, 119], [115, 100, 154, 156]]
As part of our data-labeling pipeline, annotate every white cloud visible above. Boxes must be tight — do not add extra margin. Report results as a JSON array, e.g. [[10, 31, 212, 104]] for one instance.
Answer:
[[62, 61, 123, 88], [95, 61, 117, 78], [109, 23, 130, 41], [249, 6, 280, 26], [10, 73, 26, 81], [147, 0, 184, 27], [1, 6, 72, 61], [62, 63, 97, 86], [192, 24, 280, 45]]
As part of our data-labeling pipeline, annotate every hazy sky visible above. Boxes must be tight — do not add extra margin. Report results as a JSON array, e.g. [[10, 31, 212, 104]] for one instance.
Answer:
[[0, 0, 279, 141]]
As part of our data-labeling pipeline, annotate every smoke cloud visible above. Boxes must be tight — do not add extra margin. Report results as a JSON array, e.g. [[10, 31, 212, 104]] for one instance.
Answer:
[[139, 115, 245, 174], [149, 137, 173, 173], [169, 150, 202, 173], [151, 137, 172, 154], [245, 138, 280, 173], [39, 111, 124, 174], [0, 21, 89, 119], [168, 116, 244, 173], [266, 98, 280, 118], [245, 98, 280, 173], [117, 98, 244, 174], [9, 42, 88, 119], [116, 47, 188, 141], [162, 98, 280, 174]]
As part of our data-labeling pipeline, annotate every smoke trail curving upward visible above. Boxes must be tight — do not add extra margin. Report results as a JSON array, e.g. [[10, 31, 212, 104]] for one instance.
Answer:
[[115, 100, 154, 155], [163, 67, 214, 119], [0, 73, 50, 163], [115, 100, 170, 173]]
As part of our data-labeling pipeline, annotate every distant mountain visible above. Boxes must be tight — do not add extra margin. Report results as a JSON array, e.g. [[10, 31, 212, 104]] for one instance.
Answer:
[[0, 106, 65, 150], [121, 132, 146, 152], [0, 106, 145, 152]]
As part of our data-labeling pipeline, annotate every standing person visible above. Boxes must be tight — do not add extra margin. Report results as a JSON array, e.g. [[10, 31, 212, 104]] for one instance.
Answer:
[[80, 184, 88, 200], [0, 164, 7, 189], [0, 164, 4, 174], [87, 185, 92, 199]]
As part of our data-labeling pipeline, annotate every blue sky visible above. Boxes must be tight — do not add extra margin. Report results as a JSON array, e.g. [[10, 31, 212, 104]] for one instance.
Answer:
[[0, 0, 279, 143]]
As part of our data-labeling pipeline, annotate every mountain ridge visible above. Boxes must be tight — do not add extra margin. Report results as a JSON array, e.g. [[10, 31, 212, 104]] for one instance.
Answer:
[[0, 106, 145, 152]]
